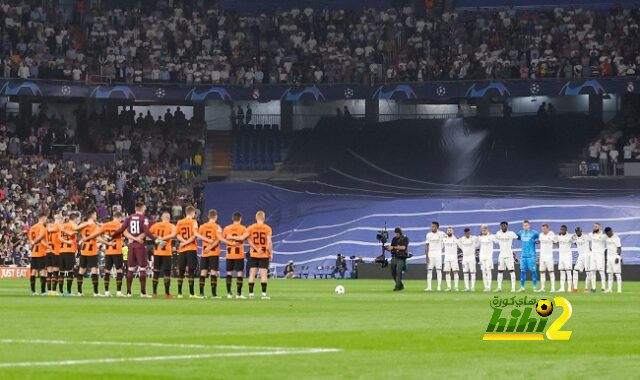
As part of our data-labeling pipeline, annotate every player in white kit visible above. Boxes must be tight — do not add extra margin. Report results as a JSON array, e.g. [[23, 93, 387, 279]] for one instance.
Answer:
[[556, 225, 573, 292], [458, 228, 478, 291], [442, 227, 460, 291], [572, 227, 591, 292], [425, 221, 446, 291], [588, 223, 607, 293], [604, 227, 622, 293], [494, 221, 517, 292], [477, 225, 495, 292], [537, 224, 556, 293]]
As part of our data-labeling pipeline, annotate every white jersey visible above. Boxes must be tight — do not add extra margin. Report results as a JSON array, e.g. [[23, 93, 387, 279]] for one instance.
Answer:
[[556, 233, 573, 259], [477, 234, 495, 260], [494, 230, 518, 258], [457, 236, 477, 261], [538, 231, 556, 259], [588, 231, 607, 254], [606, 234, 622, 257], [426, 230, 446, 256], [572, 234, 590, 256], [443, 235, 458, 260]]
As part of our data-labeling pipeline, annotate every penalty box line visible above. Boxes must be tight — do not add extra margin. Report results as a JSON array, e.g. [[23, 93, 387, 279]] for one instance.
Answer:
[[0, 339, 341, 368]]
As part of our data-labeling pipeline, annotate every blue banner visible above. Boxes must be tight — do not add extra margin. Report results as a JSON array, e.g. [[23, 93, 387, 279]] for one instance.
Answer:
[[1, 78, 638, 103]]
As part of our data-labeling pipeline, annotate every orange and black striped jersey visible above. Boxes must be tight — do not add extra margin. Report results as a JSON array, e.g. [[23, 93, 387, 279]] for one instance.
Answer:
[[50, 224, 64, 255], [80, 223, 99, 256], [28, 223, 48, 258], [246, 223, 273, 259], [149, 221, 175, 256], [175, 218, 198, 253], [222, 224, 246, 259], [44, 224, 57, 254], [199, 222, 222, 257], [100, 220, 123, 255], [60, 222, 79, 253]]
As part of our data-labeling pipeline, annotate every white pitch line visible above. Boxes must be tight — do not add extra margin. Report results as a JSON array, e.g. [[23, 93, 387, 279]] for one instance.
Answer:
[[0, 349, 341, 368], [0, 339, 333, 352]]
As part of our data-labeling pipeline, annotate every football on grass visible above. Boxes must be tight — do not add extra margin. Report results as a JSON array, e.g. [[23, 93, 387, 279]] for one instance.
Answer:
[[335, 285, 345, 295]]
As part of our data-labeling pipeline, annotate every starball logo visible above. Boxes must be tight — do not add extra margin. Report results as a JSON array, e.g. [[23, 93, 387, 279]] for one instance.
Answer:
[[483, 296, 572, 341]]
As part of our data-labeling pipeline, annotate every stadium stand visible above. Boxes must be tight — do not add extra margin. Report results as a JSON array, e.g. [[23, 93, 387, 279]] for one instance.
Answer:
[[3, 2, 640, 84]]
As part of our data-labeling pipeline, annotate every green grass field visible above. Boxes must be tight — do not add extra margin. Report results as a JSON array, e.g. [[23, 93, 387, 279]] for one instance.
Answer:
[[1, 278, 639, 379]]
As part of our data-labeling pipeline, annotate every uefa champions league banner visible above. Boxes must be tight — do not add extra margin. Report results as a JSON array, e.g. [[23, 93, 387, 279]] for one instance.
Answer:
[[1, 78, 639, 102]]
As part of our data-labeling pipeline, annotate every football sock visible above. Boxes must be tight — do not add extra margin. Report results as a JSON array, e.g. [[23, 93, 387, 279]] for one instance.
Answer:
[[426, 270, 433, 289], [116, 272, 123, 292], [177, 276, 184, 294], [139, 270, 147, 294], [261, 282, 267, 294], [540, 273, 546, 290], [470, 273, 476, 290], [599, 270, 606, 290], [104, 272, 111, 292], [187, 277, 195, 295], [164, 278, 171, 295], [497, 272, 503, 288], [608, 274, 614, 291], [39, 275, 46, 293], [188, 277, 194, 295], [590, 271, 597, 290], [77, 273, 83, 293], [56, 272, 63, 292], [531, 270, 538, 288], [615, 274, 622, 292], [248, 282, 255, 294], [463, 272, 469, 289], [565, 271, 572, 290], [152, 271, 159, 294], [210, 275, 217, 297], [199, 276, 206, 295], [453, 272, 459, 289], [226, 275, 232, 294], [549, 272, 555, 291], [509, 271, 515, 290], [66, 272, 74, 293], [46, 272, 52, 291], [520, 271, 526, 288], [91, 273, 98, 294], [560, 271, 566, 288], [30, 276, 36, 293], [572, 270, 579, 289], [436, 269, 442, 290], [236, 277, 243, 295], [126, 270, 134, 294], [445, 273, 451, 289]]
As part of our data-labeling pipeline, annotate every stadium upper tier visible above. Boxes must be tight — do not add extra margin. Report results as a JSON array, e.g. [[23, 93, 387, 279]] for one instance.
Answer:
[[2, 3, 640, 85]]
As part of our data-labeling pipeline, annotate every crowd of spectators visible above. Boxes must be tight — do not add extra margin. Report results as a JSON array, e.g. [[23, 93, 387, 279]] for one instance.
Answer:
[[0, 154, 205, 267], [85, 106, 205, 178], [3, 2, 640, 84]]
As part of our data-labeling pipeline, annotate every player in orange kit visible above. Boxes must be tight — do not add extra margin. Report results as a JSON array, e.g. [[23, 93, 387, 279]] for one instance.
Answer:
[[100, 211, 124, 296], [28, 212, 49, 295], [237, 211, 273, 299], [222, 212, 247, 299], [149, 212, 176, 298]]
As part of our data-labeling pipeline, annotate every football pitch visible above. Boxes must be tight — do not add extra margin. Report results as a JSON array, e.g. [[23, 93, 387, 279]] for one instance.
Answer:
[[0, 279, 639, 379]]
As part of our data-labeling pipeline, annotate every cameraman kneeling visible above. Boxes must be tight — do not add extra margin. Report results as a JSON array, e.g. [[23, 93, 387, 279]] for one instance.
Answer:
[[385, 227, 409, 291]]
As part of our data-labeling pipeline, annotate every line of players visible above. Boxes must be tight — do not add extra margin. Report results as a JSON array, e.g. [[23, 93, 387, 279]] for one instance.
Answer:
[[424, 220, 623, 293], [27, 203, 274, 299]]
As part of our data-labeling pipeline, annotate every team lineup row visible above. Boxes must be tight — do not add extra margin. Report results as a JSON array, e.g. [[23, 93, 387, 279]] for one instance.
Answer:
[[26, 203, 274, 299], [419, 220, 623, 293]]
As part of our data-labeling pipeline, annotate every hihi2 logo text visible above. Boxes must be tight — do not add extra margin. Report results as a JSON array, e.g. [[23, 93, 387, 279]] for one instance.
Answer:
[[483, 296, 572, 341]]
